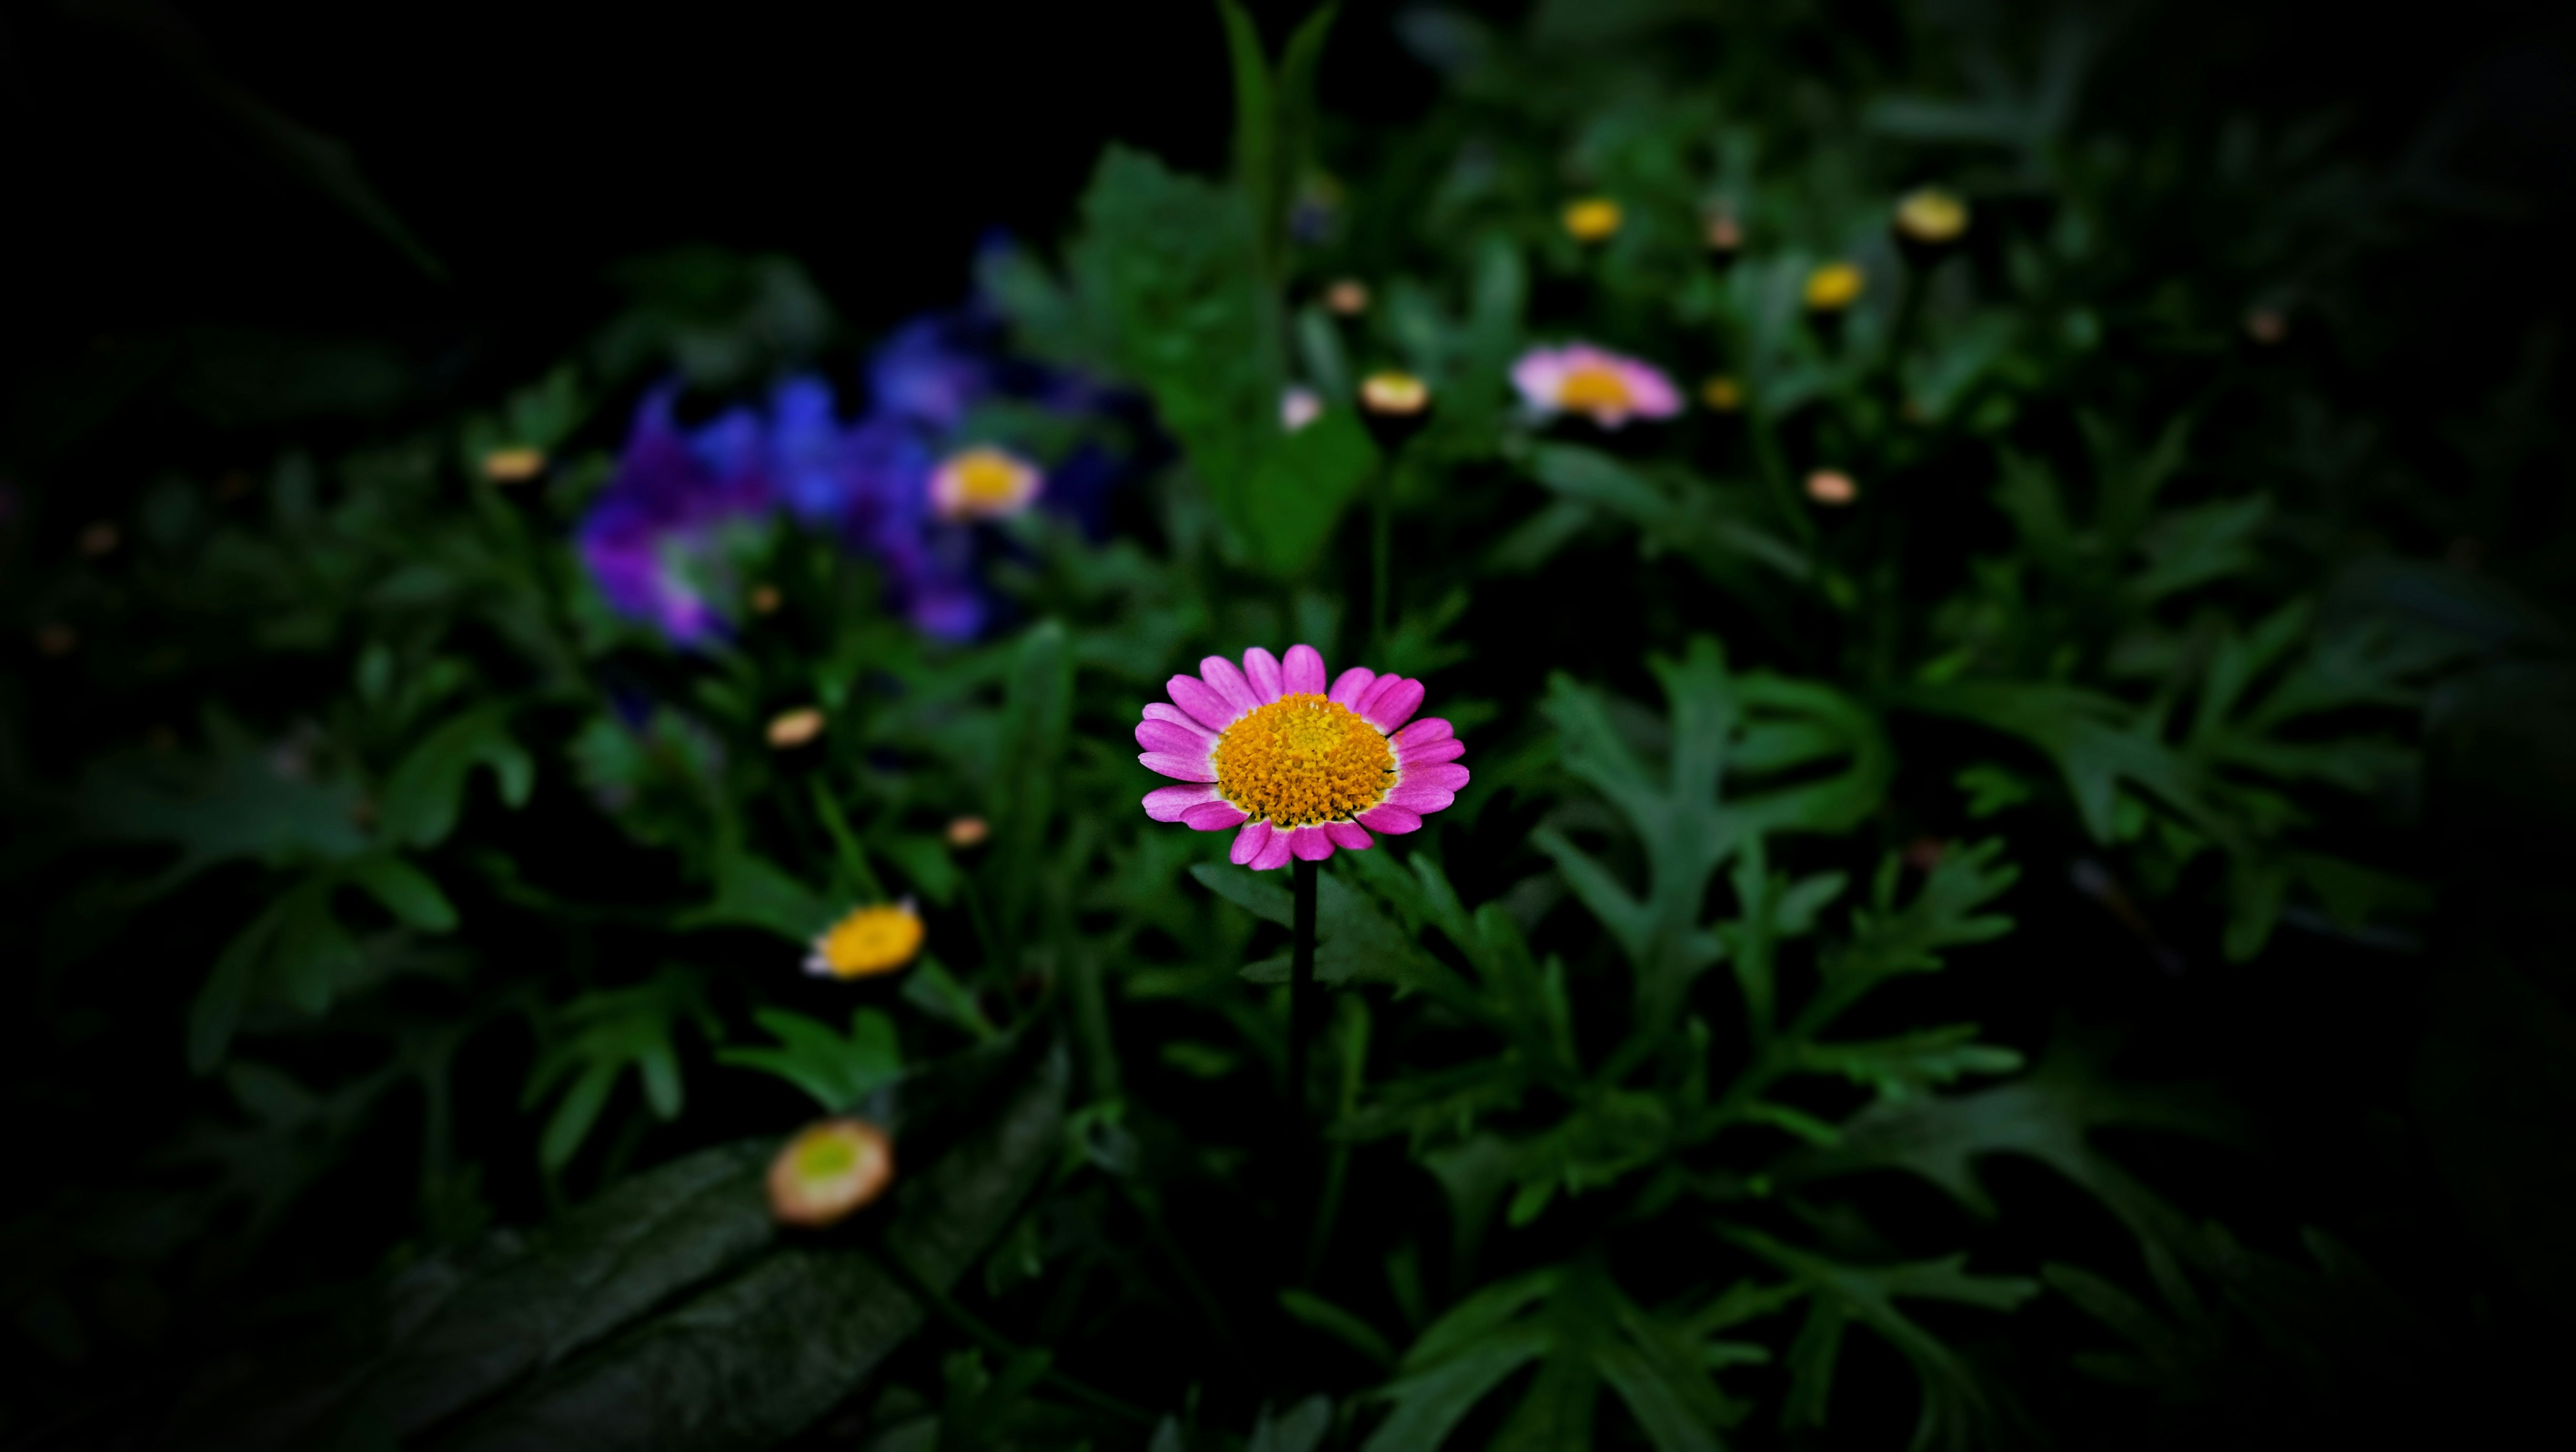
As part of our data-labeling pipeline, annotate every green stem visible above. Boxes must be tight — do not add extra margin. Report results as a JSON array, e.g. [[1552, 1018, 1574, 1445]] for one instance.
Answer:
[[1746, 405, 1816, 549], [1302, 995, 1370, 1284], [1288, 856, 1319, 1145], [1369, 456, 1395, 659], [807, 778, 887, 901]]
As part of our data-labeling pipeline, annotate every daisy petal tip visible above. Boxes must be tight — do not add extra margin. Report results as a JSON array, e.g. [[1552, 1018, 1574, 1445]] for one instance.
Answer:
[[1324, 820, 1373, 851], [1355, 803, 1424, 835], [1289, 825, 1335, 862], [1180, 801, 1249, 831], [1283, 643, 1328, 695], [1230, 819, 1275, 866], [1242, 647, 1284, 701]]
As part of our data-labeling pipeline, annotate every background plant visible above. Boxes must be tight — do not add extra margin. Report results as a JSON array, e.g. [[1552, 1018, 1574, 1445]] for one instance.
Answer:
[[3, 1, 2570, 1448]]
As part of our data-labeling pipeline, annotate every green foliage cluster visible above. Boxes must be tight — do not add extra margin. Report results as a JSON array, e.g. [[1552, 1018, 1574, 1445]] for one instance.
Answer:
[[4, 2, 2571, 1448]]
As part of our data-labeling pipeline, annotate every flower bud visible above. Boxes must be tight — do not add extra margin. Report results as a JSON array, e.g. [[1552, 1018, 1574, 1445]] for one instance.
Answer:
[[767, 1118, 894, 1228]]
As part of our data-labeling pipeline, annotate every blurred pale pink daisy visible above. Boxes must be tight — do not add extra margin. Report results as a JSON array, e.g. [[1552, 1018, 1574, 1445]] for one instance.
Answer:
[[1136, 644, 1469, 870], [1511, 344, 1682, 430], [928, 445, 1043, 522]]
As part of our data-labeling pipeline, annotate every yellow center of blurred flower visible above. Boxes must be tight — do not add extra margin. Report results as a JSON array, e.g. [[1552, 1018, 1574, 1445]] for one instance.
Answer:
[[1805, 469, 1858, 506], [798, 1134, 858, 1178], [814, 904, 923, 979], [1213, 693, 1394, 828], [944, 447, 1031, 515], [768, 1118, 894, 1227], [1804, 263, 1865, 311], [1699, 376, 1744, 411], [1360, 372, 1430, 416], [1895, 187, 1969, 244], [767, 707, 826, 748], [1556, 365, 1634, 413], [1563, 198, 1623, 241], [482, 446, 547, 483]]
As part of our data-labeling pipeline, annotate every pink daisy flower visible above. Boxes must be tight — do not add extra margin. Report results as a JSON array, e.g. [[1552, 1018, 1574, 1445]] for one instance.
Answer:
[[1510, 343, 1682, 429], [1136, 645, 1471, 870]]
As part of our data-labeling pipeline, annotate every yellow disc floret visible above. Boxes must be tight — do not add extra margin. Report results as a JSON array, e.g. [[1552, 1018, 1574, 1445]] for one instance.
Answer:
[[1212, 693, 1394, 828], [1563, 198, 1623, 241], [1895, 186, 1969, 244], [1804, 261, 1866, 311], [809, 903, 924, 979], [1556, 365, 1634, 414]]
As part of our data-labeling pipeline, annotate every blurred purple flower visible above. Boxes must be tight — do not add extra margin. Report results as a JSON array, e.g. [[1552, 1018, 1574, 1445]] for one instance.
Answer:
[[577, 387, 773, 646], [578, 258, 1157, 649]]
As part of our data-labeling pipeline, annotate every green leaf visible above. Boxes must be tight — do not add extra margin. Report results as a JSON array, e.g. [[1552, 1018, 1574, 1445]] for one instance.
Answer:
[[1724, 1226, 2037, 1452], [1537, 639, 1888, 1029], [679, 845, 831, 944], [991, 620, 1073, 932], [1240, 402, 1378, 578], [80, 712, 369, 891], [1365, 1261, 1743, 1452], [1280, 1289, 1396, 1369], [379, 704, 534, 850], [1072, 147, 1280, 562], [346, 853, 459, 932], [524, 971, 711, 1171], [717, 1009, 904, 1114], [1771, 1022, 2247, 1307], [434, 1046, 1070, 1449]]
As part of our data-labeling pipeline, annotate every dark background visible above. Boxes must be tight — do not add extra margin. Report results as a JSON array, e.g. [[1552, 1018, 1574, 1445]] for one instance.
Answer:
[[7, 0, 2575, 421]]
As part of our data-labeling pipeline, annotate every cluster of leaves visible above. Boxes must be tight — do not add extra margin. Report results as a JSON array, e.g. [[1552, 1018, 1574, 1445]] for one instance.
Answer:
[[2, 1, 2568, 1448]]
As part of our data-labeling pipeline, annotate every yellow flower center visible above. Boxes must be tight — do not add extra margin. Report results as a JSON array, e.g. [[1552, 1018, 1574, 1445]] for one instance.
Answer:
[[1360, 371, 1429, 416], [1557, 365, 1634, 413], [1563, 198, 1622, 241], [817, 905, 923, 978], [946, 447, 1028, 510], [1212, 693, 1394, 828], [768, 1119, 894, 1227], [797, 1134, 859, 1178], [1895, 187, 1969, 244], [1804, 262, 1865, 311]]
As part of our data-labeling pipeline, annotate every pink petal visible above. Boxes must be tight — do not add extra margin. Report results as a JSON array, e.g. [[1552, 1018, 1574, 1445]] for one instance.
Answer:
[[1385, 783, 1456, 814], [1199, 656, 1260, 714], [1329, 667, 1377, 708], [1144, 702, 1207, 731], [1250, 828, 1296, 870], [1181, 801, 1249, 831], [1398, 735, 1467, 767], [1324, 820, 1373, 851], [1136, 719, 1212, 755], [1393, 717, 1453, 747], [1361, 678, 1426, 733], [1140, 751, 1218, 782], [1403, 762, 1472, 793], [1242, 647, 1283, 702], [1355, 803, 1423, 834], [1289, 825, 1335, 861], [1230, 819, 1275, 865], [1168, 674, 1240, 732], [1144, 783, 1223, 822], [1283, 643, 1328, 696]]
